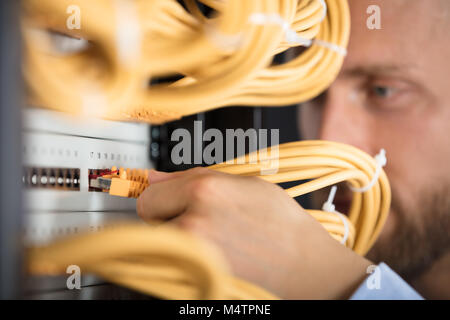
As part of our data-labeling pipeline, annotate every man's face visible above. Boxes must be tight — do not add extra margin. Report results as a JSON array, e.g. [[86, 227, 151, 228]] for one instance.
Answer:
[[299, 0, 450, 280]]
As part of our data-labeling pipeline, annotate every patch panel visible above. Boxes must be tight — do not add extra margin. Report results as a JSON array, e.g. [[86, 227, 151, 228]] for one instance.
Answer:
[[22, 109, 152, 213], [23, 211, 143, 295], [23, 211, 141, 246], [22, 109, 152, 297], [23, 108, 152, 242]]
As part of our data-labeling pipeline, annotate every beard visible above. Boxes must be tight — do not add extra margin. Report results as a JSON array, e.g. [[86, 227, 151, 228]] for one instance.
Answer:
[[309, 182, 450, 282], [366, 185, 450, 282]]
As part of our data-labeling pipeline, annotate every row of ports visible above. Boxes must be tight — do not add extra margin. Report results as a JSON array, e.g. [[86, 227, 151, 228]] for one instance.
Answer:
[[23, 167, 80, 191]]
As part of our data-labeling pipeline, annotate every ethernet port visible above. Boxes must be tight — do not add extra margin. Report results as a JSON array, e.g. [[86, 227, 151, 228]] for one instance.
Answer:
[[64, 169, 72, 187], [73, 170, 80, 189], [39, 168, 48, 186], [48, 169, 56, 186], [56, 169, 64, 188], [30, 168, 38, 187], [88, 168, 117, 192], [88, 169, 99, 192]]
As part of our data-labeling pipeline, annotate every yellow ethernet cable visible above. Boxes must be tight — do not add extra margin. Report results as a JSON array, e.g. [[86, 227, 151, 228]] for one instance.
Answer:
[[27, 140, 391, 299], [27, 224, 278, 300], [21, 0, 350, 123]]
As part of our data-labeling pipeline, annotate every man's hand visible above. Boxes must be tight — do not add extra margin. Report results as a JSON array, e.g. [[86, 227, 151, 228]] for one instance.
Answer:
[[137, 167, 372, 299]]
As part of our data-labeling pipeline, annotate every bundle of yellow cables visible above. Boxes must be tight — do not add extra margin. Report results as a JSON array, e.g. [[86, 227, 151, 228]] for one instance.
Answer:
[[27, 140, 391, 299], [22, 0, 350, 123]]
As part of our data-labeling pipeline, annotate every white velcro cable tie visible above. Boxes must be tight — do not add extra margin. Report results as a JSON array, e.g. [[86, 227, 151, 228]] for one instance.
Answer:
[[248, 12, 347, 56], [322, 186, 349, 245], [313, 39, 347, 56], [205, 1, 345, 55], [249, 13, 313, 46], [350, 149, 387, 193]]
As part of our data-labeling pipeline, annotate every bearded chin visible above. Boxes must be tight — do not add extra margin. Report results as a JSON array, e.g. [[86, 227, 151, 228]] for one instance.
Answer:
[[366, 186, 450, 282]]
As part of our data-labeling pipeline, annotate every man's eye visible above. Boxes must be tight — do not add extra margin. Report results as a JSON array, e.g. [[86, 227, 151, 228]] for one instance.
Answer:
[[371, 86, 395, 98], [364, 80, 416, 112]]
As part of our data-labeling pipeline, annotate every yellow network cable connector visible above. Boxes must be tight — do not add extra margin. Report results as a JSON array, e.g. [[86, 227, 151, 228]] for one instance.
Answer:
[[89, 166, 149, 198]]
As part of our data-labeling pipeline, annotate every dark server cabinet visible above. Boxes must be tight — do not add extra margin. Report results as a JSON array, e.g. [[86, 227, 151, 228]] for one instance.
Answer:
[[0, 0, 23, 299]]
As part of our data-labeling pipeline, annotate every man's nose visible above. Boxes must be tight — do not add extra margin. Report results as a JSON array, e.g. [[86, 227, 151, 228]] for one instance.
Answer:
[[318, 88, 373, 155]]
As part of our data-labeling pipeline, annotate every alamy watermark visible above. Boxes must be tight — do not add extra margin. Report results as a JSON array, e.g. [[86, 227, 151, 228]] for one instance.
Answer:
[[366, 264, 382, 290], [66, 5, 81, 30], [367, 5, 382, 30], [66, 265, 81, 290], [171, 121, 280, 175]]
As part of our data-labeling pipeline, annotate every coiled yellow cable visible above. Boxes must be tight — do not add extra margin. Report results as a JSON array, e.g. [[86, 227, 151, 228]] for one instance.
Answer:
[[22, 0, 350, 123], [211, 140, 391, 255], [27, 140, 391, 299]]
